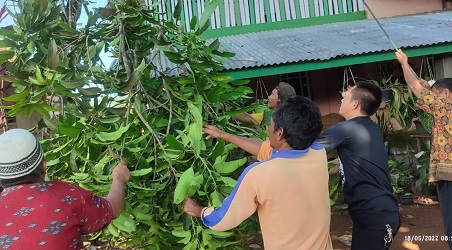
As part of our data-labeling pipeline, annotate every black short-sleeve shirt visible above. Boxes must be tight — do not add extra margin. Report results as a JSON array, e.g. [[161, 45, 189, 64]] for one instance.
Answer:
[[317, 116, 398, 214]]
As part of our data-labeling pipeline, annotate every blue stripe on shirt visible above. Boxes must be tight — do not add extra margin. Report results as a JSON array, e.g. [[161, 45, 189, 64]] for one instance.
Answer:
[[202, 160, 263, 227], [201, 141, 323, 227]]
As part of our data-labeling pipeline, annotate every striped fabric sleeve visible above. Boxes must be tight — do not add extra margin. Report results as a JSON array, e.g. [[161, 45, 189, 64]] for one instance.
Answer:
[[201, 162, 261, 231]]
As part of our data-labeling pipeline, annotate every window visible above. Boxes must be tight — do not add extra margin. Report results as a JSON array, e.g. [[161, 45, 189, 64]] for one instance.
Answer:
[[279, 72, 310, 98]]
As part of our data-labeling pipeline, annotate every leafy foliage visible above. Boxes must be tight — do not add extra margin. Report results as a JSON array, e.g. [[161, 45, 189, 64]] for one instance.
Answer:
[[0, 0, 259, 248], [375, 78, 433, 133]]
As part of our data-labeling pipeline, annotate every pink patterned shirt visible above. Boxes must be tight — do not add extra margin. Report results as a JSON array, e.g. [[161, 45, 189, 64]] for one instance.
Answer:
[[0, 180, 113, 249]]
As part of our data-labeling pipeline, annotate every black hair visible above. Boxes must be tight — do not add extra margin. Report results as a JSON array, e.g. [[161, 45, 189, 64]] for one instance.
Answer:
[[351, 81, 382, 116], [432, 78, 452, 93], [275, 82, 296, 106], [272, 96, 323, 150], [0, 159, 44, 188]]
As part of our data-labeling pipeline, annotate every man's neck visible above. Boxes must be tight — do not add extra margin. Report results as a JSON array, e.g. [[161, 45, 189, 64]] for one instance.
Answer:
[[274, 143, 293, 152], [344, 111, 369, 120]]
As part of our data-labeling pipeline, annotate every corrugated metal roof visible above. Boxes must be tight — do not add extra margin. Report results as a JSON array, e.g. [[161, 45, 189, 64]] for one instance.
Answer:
[[216, 11, 452, 70]]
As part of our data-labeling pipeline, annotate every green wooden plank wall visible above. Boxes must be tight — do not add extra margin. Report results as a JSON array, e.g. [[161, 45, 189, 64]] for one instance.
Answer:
[[156, 0, 364, 31]]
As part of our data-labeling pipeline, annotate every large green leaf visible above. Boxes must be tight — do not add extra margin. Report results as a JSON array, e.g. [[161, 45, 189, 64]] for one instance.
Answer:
[[0, 38, 17, 48], [130, 167, 153, 177], [173, 167, 195, 204], [198, 0, 221, 31], [166, 134, 184, 150], [96, 125, 130, 141], [112, 214, 137, 232], [208, 139, 224, 160], [209, 190, 223, 207], [2, 90, 28, 102], [0, 50, 15, 65], [186, 174, 204, 197], [213, 157, 247, 174], [187, 102, 202, 126], [58, 122, 84, 138]]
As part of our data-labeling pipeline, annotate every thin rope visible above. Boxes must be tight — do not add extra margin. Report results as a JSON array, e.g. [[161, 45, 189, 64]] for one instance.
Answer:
[[262, 78, 269, 98], [255, 78, 261, 102], [342, 67, 348, 94], [420, 56, 436, 83], [426, 56, 434, 80], [349, 67, 356, 85]]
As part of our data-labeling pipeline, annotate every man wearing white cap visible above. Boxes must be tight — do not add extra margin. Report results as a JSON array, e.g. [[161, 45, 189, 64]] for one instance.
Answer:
[[0, 129, 130, 249]]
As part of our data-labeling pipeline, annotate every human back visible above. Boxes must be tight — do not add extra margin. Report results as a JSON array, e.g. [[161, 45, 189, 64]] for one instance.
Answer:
[[317, 81, 400, 250], [0, 128, 130, 249], [186, 96, 332, 250], [323, 117, 396, 213], [0, 180, 113, 248], [253, 143, 331, 249]]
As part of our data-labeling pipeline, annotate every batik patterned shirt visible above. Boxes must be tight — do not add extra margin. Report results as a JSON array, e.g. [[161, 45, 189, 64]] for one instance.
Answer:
[[417, 89, 452, 182], [0, 180, 113, 249]]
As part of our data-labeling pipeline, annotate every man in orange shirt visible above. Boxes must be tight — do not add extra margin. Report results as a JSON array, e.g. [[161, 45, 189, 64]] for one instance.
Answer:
[[184, 96, 332, 250]]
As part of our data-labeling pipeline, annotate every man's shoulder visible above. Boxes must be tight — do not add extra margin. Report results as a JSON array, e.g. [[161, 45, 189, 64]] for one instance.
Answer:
[[419, 88, 433, 97], [324, 119, 349, 132], [47, 180, 77, 189]]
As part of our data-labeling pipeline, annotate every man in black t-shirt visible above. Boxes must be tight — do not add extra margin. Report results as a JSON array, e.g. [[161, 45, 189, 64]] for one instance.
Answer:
[[317, 81, 400, 250]]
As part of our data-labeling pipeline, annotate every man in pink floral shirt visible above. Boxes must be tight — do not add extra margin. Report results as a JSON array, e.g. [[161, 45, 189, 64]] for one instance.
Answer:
[[397, 49, 452, 249], [0, 129, 130, 249]]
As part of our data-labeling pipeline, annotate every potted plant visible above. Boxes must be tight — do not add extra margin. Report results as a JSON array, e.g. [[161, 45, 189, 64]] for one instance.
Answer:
[[375, 77, 433, 133], [388, 154, 415, 204]]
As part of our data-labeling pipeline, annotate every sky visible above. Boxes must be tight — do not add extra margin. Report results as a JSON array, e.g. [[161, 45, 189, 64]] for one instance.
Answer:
[[1, 1, 108, 27]]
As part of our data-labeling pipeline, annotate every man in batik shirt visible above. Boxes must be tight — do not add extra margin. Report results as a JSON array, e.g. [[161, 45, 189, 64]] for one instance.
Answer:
[[0, 129, 130, 249], [397, 49, 452, 249]]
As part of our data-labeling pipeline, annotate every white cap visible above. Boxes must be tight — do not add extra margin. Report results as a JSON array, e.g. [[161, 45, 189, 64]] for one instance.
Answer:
[[0, 129, 43, 179]]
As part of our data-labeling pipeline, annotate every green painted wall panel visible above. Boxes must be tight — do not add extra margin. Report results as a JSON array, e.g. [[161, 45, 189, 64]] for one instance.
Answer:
[[338, 0, 344, 13], [234, 0, 241, 25], [264, 0, 272, 22], [279, 0, 286, 21], [323, 0, 329, 15], [294, 0, 302, 19], [167, 0, 173, 20], [219, 0, 226, 27], [346, 0, 352, 12], [309, 0, 315, 16], [201, 11, 365, 38], [249, 0, 256, 24]]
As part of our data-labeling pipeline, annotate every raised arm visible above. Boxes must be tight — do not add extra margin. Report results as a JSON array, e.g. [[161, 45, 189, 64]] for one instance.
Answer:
[[106, 161, 130, 219], [203, 125, 263, 156], [234, 113, 256, 124], [395, 49, 430, 98]]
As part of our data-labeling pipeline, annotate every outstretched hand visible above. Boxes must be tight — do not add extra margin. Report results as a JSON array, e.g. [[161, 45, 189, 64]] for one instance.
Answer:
[[183, 197, 204, 217], [202, 124, 224, 140], [395, 49, 408, 66], [112, 161, 130, 183]]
